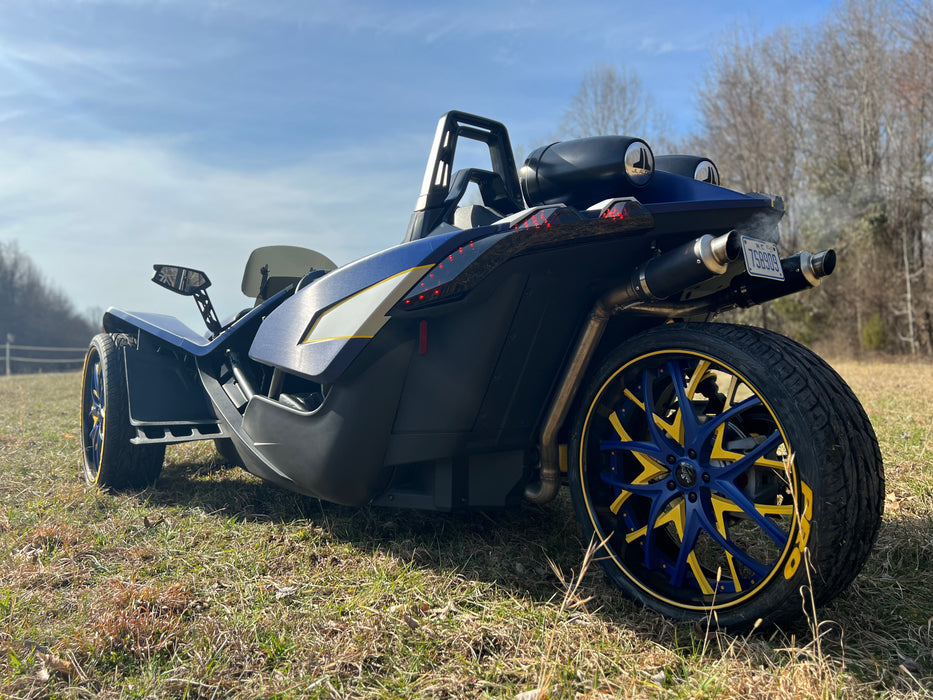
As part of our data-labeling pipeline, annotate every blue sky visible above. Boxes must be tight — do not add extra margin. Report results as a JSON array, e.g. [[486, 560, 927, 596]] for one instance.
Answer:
[[0, 0, 836, 328]]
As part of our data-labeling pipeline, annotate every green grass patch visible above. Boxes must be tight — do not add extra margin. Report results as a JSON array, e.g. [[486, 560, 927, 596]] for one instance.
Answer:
[[1, 366, 931, 697]]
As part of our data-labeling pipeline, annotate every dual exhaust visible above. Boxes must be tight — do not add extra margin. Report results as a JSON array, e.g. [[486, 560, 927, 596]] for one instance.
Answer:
[[525, 230, 835, 503]]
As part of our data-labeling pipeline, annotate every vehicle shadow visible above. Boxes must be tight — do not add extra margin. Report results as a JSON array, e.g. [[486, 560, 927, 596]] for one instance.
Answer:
[[141, 456, 932, 690], [146, 456, 591, 606]]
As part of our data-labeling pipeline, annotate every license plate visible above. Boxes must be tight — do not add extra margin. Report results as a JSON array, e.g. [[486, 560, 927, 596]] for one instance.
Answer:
[[741, 236, 785, 281]]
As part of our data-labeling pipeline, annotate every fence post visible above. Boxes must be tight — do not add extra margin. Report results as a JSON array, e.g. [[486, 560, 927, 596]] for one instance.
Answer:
[[5, 334, 12, 376]]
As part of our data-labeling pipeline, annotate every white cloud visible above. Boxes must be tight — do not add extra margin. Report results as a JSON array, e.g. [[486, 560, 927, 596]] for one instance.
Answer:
[[2, 42, 166, 77], [0, 133, 422, 328]]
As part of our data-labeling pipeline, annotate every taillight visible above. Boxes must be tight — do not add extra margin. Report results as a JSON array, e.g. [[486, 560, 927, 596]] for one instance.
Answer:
[[400, 233, 505, 308], [591, 197, 654, 226], [510, 205, 580, 230]]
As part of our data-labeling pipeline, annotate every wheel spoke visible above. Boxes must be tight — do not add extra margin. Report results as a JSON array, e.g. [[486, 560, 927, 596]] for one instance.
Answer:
[[629, 513, 716, 593], [606, 411, 669, 473], [712, 480, 790, 547], [695, 395, 761, 447], [641, 369, 681, 451], [668, 513, 703, 588], [708, 495, 794, 580], [641, 487, 683, 570], [622, 388, 681, 444], [714, 428, 784, 481], [604, 410, 670, 514], [667, 359, 702, 446], [704, 497, 776, 578], [599, 437, 666, 463]]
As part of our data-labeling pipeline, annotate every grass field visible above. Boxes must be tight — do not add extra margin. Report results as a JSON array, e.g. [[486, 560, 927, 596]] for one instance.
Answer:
[[1, 361, 932, 698]]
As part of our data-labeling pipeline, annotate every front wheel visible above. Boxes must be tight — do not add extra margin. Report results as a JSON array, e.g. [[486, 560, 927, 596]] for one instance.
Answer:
[[80, 333, 165, 489], [568, 323, 883, 629]]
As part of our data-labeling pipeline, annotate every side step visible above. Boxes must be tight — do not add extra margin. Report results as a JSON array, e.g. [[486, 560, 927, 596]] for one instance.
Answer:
[[132, 422, 223, 445]]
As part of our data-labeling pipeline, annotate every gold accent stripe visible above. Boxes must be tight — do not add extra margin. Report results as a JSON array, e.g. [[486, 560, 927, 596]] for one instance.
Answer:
[[301, 265, 431, 344]]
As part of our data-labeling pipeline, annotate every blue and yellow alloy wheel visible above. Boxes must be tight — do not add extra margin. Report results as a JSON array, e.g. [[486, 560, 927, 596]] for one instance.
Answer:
[[568, 323, 883, 628], [578, 349, 800, 610]]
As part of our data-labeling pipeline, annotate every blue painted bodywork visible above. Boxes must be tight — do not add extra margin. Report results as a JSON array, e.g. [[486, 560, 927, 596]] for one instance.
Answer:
[[102, 288, 292, 356], [103, 176, 776, 383], [245, 178, 775, 383], [247, 225, 505, 382]]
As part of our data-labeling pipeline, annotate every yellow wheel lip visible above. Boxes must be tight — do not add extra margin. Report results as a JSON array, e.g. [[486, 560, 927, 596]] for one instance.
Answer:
[[578, 348, 801, 612]]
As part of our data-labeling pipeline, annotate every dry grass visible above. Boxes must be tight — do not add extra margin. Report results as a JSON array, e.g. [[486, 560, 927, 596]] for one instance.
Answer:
[[0, 363, 931, 698]]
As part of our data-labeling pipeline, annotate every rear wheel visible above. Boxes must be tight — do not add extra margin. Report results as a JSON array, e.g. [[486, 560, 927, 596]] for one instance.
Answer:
[[80, 333, 165, 489], [568, 323, 883, 629]]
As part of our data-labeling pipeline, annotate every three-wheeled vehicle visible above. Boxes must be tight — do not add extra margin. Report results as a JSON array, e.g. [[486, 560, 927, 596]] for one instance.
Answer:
[[81, 111, 883, 628]]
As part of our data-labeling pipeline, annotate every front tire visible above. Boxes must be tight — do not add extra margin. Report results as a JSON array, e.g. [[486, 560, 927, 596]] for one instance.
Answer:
[[80, 333, 165, 489], [568, 323, 883, 629]]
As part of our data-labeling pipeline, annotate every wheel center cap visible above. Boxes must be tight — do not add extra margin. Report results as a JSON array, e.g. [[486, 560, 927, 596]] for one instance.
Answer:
[[675, 461, 697, 487]]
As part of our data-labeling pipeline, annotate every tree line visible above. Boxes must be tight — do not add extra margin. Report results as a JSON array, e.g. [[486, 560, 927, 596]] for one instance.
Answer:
[[0, 241, 96, 373], [563, 0, 933, 356]]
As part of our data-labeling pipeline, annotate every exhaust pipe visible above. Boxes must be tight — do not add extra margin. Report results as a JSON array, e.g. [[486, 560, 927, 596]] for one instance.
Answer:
[[597, 231, 740, 314], [622, 248, 837, 319], [717, 249, 836, 310], [226, 349, 256, 401], [525, 230, 740, 503]]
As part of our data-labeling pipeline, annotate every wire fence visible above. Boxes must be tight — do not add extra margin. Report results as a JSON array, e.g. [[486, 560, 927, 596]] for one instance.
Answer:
[[4, 342, 87, 375]]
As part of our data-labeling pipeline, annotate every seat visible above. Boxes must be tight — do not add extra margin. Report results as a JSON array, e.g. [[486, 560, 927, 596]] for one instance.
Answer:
[[409, 168, 520, 239], [452, 204, 503, 229], [241, 246, 337, 303]]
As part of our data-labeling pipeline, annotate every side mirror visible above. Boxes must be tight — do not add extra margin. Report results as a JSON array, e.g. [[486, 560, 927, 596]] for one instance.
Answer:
[[152, 264, 222, 335], [152, 265, 211, 296]]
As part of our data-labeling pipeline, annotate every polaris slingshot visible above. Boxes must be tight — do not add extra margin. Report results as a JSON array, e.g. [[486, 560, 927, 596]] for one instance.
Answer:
[[80, 111, 883, 628]]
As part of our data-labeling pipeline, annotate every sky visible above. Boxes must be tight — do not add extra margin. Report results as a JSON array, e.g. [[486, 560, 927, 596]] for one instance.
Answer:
[[0, 0, 838, 330]]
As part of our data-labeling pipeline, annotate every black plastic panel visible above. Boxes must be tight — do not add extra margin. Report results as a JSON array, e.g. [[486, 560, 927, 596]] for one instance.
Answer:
[[240, 334, 415, 506], [124, 348, 216, 426], [392, 273, 526, 434], [375, 450, 525, 511]]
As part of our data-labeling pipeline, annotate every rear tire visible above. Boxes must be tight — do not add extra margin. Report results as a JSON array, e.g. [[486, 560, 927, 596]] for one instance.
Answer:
[[80, 333, 165, 489], [568, 323, 883, 629]]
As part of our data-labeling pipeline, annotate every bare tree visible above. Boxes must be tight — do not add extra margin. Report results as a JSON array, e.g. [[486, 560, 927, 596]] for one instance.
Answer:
[[892, 0, 933, 351], [697, 28, 805, 244], [0, 241, 95, 370], [796, 0, 896, 352], [693, 28, 809, 334], [559, 64, 668, 145], [693, 0, 933, 355]]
